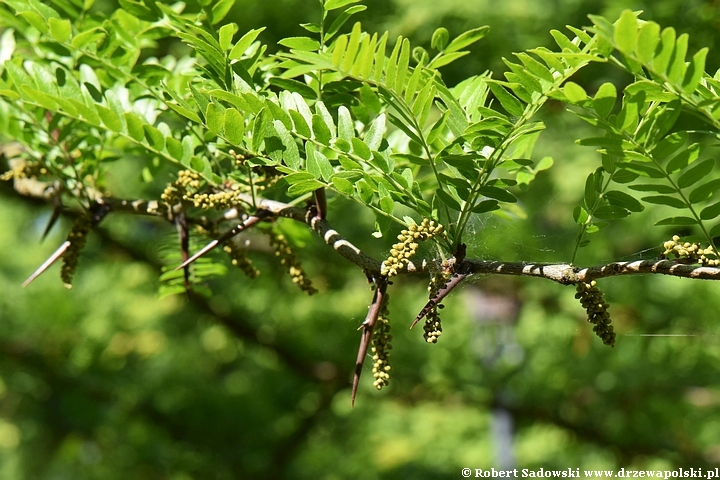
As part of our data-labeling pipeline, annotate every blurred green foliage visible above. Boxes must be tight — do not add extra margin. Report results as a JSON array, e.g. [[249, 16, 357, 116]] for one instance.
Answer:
[[2, 0, 720, 478]]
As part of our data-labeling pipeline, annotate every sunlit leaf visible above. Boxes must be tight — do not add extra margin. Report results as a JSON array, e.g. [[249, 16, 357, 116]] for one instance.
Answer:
[[636, 21, 660, 63], [324, 0, 361, 11], [614, 10, 638, 55], [279, 37, 321, 52], [224, 108, 244, 145], [337, 105, 354, 141], [593, 82, 617, 118], [573, 205, 589, 224], [229, 28, 266, 60], [288, 179, 325, 196], [445, 26, 489, 54]]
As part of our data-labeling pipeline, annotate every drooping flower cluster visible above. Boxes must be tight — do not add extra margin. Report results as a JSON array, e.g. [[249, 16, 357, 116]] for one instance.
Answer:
[[268, 231, 317, 295], [381, 219, 444, 277], [575, 280, 615, 347], [662, 235, 720, 266], [223, 242, 260, 279], [423, 271, 450, 344], [371, 294, 392, 390]]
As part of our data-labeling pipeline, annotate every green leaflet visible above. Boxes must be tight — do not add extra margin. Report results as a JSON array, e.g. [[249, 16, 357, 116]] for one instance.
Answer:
[[337, 105, 354, 141], [325, 0, 361, 11], [306, 143, 334, 181], [604, 190, 644, 212], [641, 195, 687, 209], [487, 81, 524, 117], [593, 83, 616, 118], [613, 10, 638, 55], [689, 178, 720, 204], [364, 113, 385, 151], [229, 28, 266, 60], [677, 159, 715, 189], [636, 21, 660, 64], [326, 5, 367, 41], [701, 201, 720, 220], [331, 175, 354, 195], [224, 108, 244, 146], [665, 143, 702, 173], [655, 216, 698, 226], [445, 26, 489, 54]]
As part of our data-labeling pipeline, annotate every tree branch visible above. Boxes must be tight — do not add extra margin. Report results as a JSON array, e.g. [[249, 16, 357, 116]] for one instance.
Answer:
[[463, 258, 720, 283], [8, 182, 720, 288]]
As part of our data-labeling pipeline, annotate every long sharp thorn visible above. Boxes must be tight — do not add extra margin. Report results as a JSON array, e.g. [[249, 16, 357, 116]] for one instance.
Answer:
[[351, 279, 387, 408], [351, 325, 374, 409], [41, 205, 63, 242], [22, 241, 71, 288], [174, 212, 269, 271], [410, 272, 468, 329], [175, 239, 219, 271]]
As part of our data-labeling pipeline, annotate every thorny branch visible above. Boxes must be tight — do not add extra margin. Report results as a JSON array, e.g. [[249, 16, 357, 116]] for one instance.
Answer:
[[9, 180, 720, 403], [107, 192, 720, 283]]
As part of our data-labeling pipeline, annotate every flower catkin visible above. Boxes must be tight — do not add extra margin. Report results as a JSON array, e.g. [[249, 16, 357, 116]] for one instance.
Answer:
[[268, 231, 317, 295], [371, 294, 392, 390], [381, 219, 444, 277], [423, 271, 450, 344], [223, 243, 260, 279], [575, 281, 615, 347]]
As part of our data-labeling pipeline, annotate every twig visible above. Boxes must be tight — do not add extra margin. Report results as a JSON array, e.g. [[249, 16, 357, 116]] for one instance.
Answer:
[[463, 259, 720, 283]]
